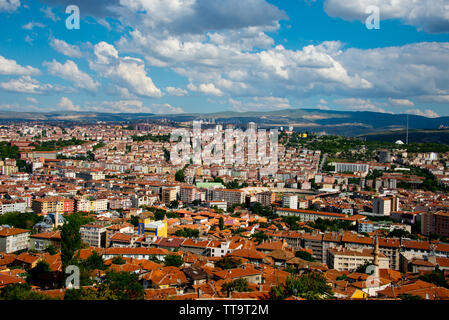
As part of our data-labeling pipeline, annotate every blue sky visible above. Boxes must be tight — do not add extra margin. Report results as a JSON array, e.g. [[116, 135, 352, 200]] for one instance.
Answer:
[[0, 0, 449, 117]]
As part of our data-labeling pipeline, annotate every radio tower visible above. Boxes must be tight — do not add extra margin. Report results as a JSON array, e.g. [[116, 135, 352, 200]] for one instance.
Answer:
[[406, 114, 409, 145]]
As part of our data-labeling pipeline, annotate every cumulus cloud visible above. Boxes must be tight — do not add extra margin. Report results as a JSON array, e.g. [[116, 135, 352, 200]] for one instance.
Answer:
[[90, 41, 162, 98], [0, 0, 20, 12], [0, 76, 52, 94], [188, 83, 223, 96], [26, 97, 38, 104], [388, 98, 415, 107], [334, 98, 390, 113], [166, 86, 188, 96], [229, 96, 292, 112], [50, 38, 83, 58], [406, 108, 440, 118], [86, 100, 184, 114], [324, 0, 449, 33], [40, 6, 60, 22], [44, 59, 99, 92], [22, 21, 45, 30], [0, 55, 40, 76], [57, 97, 80, 111]]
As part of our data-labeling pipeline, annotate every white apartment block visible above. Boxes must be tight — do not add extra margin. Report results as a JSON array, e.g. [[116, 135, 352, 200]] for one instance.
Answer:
[[282, 194, 298, 210], [0, 227, 30, 253], [80, 223, 108, 248], [334, 162, 369, 174]]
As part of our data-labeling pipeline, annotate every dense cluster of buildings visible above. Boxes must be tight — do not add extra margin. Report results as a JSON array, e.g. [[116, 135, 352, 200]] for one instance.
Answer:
[[1, 122, 449, 300]]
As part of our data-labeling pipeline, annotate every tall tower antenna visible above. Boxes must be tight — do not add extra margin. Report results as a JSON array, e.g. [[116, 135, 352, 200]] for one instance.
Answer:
[[406, 114, 409, 145]]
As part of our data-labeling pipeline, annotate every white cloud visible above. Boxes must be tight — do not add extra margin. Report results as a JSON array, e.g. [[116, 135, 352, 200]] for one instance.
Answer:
[[334, 98, 390, 113], [0, 0, 20, 12], [22, 21, 45, 30], [26, 97, 38, 104], [166, 86, 188, 96], [324, 0, 449, 33], [406, 109, 440, 118], [189, 83, 223, 96], [151, 103, 184, 114], [0, 76, 52, 94], [388, 98, 415, 107], [50, 38, 82, 58], [44, 59, 99, 92], [406, 109, 439, 118], [86, 100, 184, 114], [90, 41, 162, 98], [417, 95, 449, 103], [0, 55, 40, 75], [41, 6, 59, 22], [229, 96, 292, 112], [57, 97, 80, 111]]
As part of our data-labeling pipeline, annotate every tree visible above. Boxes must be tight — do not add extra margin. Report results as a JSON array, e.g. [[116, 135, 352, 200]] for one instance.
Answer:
[[84, 251, 107, 270], [356, 260, 373, 274], [419, 269, 449, 288], [295, 250, 315, 262], [129, 215, 140, 227], [219, 217, 225, 230], [175, 170, 185, 182], [251, 231, 269, 244], [175, 228, 199, 238], [103, 271, 144, 300], [45, 245, 57, 255], [26, 261, 52, 288], [216, 257, 241, 270], [0, 283, 53, 300], [222, 278, 252, 296], [61, 216, 83, 268], [111, 256, 126, 265], [269, 273, 333, 300], [164, 254, 184, 268], [169, 200, 179, 209]]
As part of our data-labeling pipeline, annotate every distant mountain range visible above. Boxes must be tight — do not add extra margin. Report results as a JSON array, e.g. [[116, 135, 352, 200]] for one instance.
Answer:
[[1, 108, 449, 137]]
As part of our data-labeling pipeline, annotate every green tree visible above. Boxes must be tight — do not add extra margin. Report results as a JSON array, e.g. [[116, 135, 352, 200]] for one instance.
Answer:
[[111, 256, 126, 265], [0, 283, 53, 300], [219, 217, 225, 230], [175, 170, 185, 182], [84, 251, 107, 270], [61, 216, 83, 268], [216, 257, 242, 270], [103, 271, 144, 300], [269, 273, 333, 300], [295, 250, 315, 262], [164, 254, 184, 268], [222, 278, 252, 295], [419, 269, 449, 288], [251, 231, 269, 244], [26, 261, 52, 288]]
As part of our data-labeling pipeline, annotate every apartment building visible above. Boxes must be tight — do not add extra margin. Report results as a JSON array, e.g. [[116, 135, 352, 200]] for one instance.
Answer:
[[213, 189, 245, 206], [0, 226, 30, 253], [29, 231, 61, 251], [256, 191, 275, 207], [334, 162, 369, 174], [31, 197, 74, 214], [75, 196, 108, 212], [328, 247, 389, 271], [282, 194, 298, 210], [274, 207, 347, 222], [162, 188, 177, 205], [0, 199, 27, 215], [421, 211, 449, 237], [80, 223, 108, 248], [180, 186, 197, 204]]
